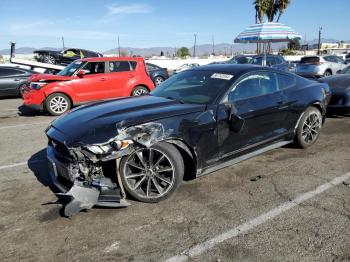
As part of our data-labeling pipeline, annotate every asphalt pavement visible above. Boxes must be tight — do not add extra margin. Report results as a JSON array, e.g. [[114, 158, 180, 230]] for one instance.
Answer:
[[0, 97, 349, 262]]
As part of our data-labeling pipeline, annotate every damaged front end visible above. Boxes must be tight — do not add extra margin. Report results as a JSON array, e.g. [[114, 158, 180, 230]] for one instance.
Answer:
[[47, 122, 166, 217]]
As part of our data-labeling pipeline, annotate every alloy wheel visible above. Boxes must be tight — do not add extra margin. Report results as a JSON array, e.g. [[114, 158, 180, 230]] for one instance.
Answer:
[[49, 96, 69, 114], [301, 112, 321, 144], [133, 88, 148, 96], [123, 148, 175, 199], [154, 77, 164, 86]]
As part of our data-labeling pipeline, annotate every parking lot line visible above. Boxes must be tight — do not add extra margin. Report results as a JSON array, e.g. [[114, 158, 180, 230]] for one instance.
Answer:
[[165, 171, 350, 262], [0, 122, 51, 130], [0, 159, 45, 170]]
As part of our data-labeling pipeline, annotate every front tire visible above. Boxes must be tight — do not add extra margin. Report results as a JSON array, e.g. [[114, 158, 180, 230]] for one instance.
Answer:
[[45, 93, 71, 116], [120, 142, 184, 203], [131, 86, 149, 96], [294, 106, 322, 148]]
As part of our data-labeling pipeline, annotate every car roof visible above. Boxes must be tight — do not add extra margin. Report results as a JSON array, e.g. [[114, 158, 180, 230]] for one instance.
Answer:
[[191, 64, 283, 75], [0, 66, 36, 73], [79, 56, 144, 62]]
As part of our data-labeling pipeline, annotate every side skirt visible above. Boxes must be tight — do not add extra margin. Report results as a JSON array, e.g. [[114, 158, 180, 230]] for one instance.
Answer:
[[198, 140, 293, 177]]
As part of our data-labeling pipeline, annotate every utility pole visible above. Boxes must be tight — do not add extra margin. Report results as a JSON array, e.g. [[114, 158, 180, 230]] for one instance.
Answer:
[[61, 37, 65, 49], [117, 35, 121, 57], [212, 35, 215, 55], [318, 27, 322, 55], [193, 34, 197, 58]]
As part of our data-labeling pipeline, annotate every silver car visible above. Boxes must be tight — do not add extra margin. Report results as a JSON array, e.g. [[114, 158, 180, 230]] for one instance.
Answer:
[[296, 55, 348, 78]]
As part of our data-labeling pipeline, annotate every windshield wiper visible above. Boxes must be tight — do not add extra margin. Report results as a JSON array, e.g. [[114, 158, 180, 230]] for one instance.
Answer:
[[166, 96, 185, 104]]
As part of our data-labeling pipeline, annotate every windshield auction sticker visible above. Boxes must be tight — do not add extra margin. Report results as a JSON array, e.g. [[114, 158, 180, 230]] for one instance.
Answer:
[[211, 73, 234, 80]]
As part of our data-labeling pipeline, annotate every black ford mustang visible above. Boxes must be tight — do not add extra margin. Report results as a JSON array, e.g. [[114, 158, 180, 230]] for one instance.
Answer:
[[46, 64, 331, 216], [319, 65, 350, 114]]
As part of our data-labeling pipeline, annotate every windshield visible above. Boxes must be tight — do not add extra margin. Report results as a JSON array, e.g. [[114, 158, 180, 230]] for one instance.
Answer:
[[151, 70, 235, 104], [57, 61, 84, 76], [340, 65, 350, 74], [227, 56, 252, 64]]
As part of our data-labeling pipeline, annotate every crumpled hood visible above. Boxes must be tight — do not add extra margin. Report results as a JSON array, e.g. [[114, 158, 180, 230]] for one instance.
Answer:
[[48, 96, 206, 146], [319, 75, 350, 92], [29, 73, 73, 82]]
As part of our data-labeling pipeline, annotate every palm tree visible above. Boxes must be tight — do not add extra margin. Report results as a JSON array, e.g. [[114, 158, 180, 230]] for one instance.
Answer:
[[276, 0, 291, 22]]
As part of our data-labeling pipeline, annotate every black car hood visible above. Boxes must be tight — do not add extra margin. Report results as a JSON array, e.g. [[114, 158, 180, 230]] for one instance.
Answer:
[[49, 96, 206, 146], [320, 75, 350, 90]]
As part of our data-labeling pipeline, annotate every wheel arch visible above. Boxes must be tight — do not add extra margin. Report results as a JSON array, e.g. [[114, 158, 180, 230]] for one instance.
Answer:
[[130, 84, 150, 95], [164, 139, 197, 181], [43, 91, 73, 107]]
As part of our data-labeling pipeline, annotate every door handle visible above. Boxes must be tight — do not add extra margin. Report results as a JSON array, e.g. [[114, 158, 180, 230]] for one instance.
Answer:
[[100, 77, 107, 81], [128, 74, 135, 78], [14, 79, 20, 81], [277, 101, 284, 105]]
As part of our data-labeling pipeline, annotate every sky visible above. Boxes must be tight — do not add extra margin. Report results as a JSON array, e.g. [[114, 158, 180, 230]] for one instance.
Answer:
[[0, 0, 349, 51]]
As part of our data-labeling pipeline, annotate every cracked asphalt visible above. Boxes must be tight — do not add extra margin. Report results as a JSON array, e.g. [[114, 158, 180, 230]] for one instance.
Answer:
[[0, 97, 350, 262]]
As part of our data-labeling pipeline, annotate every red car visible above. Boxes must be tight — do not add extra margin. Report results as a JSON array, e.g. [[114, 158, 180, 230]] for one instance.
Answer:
[[23, 57, 155, 115]]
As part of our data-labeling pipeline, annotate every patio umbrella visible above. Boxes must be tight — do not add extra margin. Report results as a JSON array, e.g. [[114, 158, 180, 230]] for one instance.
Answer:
[[234, 22, 301, 66]]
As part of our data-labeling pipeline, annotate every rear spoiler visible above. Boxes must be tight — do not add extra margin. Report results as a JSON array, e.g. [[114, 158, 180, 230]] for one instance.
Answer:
[[10, 42, 65, 72]]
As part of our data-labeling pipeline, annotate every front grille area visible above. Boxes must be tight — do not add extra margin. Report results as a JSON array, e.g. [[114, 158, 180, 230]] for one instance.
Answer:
[[48, 138, 72, 161], [330, 95, 345, 106]]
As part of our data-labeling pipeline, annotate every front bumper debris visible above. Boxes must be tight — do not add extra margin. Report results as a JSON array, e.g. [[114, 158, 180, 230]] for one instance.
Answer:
[[47, 146, 130, 217]]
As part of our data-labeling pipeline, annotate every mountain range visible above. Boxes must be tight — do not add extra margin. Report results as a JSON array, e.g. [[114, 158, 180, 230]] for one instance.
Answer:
[[1, 38, 348, 57]]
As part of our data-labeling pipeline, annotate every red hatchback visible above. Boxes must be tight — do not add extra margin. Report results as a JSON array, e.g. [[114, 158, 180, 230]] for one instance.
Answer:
[[23, 57, 155, 115]]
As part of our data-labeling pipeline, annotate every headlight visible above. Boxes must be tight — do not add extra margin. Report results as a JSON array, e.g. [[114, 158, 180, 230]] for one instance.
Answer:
[[346, 87, 350, 91], [86, 140, 133, 155], [30, 82, 47, 90]]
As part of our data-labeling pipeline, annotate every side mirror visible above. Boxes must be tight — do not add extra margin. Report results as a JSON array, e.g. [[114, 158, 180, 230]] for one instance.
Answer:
[[77, 70, 86, 77], [226, 103, 245, 133]]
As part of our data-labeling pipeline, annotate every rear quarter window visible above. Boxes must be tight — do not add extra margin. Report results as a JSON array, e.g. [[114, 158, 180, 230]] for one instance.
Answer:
[[277, 73, 296, 90], [109, 61, 131, 72], [300, 57, 320, 64]]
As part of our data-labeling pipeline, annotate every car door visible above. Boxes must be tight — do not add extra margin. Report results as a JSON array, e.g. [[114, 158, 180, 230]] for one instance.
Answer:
[[217, 71, 289, 160], [106, 60, 135, 97], [69, 61, 112, 102], [0, 68, 28, 96]]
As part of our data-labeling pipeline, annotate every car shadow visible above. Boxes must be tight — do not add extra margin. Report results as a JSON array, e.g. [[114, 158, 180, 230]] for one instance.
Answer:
[[18, 105, 48, 117], [28, 149, 69, 217], [28, 149, 52, 189]]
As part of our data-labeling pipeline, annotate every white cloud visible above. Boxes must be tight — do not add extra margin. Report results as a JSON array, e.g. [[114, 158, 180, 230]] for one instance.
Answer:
[[107, 3, 153, 15]]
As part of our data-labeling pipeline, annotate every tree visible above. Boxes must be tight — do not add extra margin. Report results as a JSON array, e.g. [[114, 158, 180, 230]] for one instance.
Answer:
[[276, 0, 291, 22], [288, 38, 300, 50], [177, 47, 190, 58], [254, 0, 291, 23]]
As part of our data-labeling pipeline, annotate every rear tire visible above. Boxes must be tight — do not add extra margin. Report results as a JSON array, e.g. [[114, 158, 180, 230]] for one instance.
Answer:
[[131, 86, 149, 96], [294, 106, 322, 148], [154, 76, 164, 86], [45, 93, 71, 116], [43, 55, 56, 65], [324, 70, 332, 77], [18, 83, 27, 97], [119, 142, 184, 203]]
